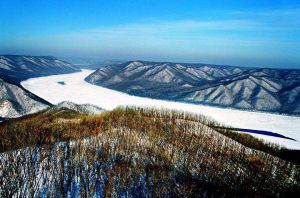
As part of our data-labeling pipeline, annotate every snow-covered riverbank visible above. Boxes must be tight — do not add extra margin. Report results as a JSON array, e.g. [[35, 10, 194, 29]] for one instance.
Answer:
[[21, 70, 300, 149]]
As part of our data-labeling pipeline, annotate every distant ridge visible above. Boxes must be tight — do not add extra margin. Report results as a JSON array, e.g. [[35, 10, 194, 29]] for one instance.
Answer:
[[0, 55, 80, 84], [85, 60, 300, 115]]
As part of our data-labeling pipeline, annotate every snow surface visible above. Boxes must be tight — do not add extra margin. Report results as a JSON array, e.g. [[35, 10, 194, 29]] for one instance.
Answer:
[[21, 70, 300, 149]]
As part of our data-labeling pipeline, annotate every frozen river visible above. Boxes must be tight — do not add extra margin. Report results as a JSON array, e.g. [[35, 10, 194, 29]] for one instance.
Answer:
[[21, 70, 300, 149]]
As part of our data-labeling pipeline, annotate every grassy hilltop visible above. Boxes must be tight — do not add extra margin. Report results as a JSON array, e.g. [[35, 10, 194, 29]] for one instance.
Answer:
[[1, 107, 299, 197]]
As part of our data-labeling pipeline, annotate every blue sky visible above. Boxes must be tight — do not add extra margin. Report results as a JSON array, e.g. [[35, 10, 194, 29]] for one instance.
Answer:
[[1, 0, 300, 68]]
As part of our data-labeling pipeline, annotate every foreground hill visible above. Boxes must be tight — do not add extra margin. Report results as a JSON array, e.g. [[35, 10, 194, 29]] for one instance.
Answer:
[[0, 55, 80, 84], [0, 77, 50, 118], [86, 61, 300, 115], [0, 106, 299, 196]]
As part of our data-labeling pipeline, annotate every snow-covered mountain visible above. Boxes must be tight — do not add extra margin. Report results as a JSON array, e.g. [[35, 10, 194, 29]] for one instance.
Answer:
[[49, 101, 104, 115], [0, 55, 80, 84], [0, 77, 50, 118], [85, 60, 300, 115]]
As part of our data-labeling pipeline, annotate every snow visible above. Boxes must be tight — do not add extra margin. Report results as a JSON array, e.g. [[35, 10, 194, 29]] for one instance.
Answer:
[[0, 101, 12, 117], [0, 58, 12, 70], [21, 70, 300, 150], [24, 57, 40, 65]]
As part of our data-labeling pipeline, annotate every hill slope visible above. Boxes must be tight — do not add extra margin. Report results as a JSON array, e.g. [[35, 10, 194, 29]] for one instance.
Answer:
[[0, 107, 299, 196], [0, 55, 80, 84], [0, 77, 50, 118], [86, 61, 300, 115], [49, 101, 104, 115]]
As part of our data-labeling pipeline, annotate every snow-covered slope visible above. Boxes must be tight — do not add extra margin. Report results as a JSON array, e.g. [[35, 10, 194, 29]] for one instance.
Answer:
[[0, 78, 49, 118], [0, 55, 80, 84], [21, 70, 300, 149], [49, 101, 104, 115], [85, 61, 300, 115]]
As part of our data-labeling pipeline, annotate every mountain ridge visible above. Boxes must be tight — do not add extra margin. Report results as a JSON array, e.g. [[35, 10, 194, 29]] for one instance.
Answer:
[[85, 60, 300, 115], [49, 101, 105, 115], [0, 55, 80, 84]]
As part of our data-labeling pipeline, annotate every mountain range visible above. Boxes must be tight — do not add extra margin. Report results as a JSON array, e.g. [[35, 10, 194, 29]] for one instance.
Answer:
[[86, 60, 300, 115], [0, 55, 80, 84]]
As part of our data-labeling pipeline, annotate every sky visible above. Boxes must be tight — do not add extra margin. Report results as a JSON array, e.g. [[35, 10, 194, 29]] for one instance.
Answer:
[[1, 0, 300, 68]]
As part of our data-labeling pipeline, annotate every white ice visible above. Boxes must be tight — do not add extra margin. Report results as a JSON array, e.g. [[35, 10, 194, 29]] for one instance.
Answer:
[[21, 70, 300, 150]]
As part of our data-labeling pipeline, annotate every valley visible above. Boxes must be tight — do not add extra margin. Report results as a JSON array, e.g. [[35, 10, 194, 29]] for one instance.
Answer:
[[21, 69, 300, 149], [2, 0, 300, 196]]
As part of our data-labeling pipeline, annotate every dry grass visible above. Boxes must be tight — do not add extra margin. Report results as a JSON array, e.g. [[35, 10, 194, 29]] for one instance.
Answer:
[[0, 106, 299, 196]]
